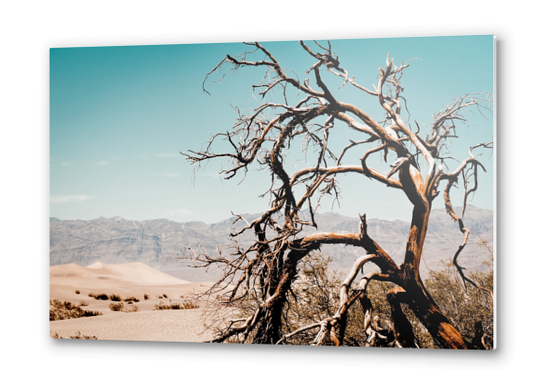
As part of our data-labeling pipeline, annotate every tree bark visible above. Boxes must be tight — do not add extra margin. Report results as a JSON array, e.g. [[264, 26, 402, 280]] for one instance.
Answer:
[[395, 202, 468, 349], [387, 287, 417, 348]]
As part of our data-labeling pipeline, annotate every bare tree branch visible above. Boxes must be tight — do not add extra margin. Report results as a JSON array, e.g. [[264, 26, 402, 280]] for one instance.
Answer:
[[184, 40, 493, 348]]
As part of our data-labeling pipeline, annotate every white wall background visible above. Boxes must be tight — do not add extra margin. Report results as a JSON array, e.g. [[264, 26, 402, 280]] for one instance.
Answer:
[[0, 1, 536, 382]]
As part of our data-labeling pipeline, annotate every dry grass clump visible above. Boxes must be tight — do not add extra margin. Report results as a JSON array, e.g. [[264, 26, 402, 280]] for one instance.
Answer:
[[109, 302, 139, 313], [123, 296, 139, 302], [87, 292, 126, 301], [50, 300, 102, 321], [52, 331, 97, 340], [153, 300, 199, 310], [88, 292, 109, 300], [108, 294, 122, 302], [181, 301, 199, 309], [109, 302, 124, 311]]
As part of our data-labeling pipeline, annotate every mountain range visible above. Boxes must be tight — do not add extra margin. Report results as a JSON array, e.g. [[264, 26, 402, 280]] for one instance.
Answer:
[[50, 206, 493, 281]]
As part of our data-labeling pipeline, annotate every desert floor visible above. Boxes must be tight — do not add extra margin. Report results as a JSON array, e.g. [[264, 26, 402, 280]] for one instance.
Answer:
[[50, 262, 216, 342]]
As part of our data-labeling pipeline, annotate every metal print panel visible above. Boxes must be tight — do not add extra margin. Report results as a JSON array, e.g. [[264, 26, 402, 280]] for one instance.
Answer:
[[50, 36, 495, 349]]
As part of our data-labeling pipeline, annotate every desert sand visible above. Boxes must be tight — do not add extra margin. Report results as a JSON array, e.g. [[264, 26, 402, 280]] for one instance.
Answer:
[[50, 262, 215, 342]]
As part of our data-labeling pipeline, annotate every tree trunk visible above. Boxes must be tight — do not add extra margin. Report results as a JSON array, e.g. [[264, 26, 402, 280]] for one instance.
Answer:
[[398, 203, 468, 349], [254, 248, 307, 343], [387, 287, 417, 348]]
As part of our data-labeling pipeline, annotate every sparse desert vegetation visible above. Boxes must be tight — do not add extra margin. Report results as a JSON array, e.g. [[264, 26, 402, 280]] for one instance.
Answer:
[[87, 292, 137, 302], [50, 262, 219, 342], [123, 296, 139, 302], [153, 300, 199, 310], [109, 302, 139, 313], [52, 331, 97, 340], [50, 300, 102, 321], [109, 302, 124, 311], [88, 292, 109, 300]]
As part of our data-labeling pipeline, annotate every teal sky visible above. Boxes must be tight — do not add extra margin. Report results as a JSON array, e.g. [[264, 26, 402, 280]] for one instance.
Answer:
[[50, 35, 494, 224]]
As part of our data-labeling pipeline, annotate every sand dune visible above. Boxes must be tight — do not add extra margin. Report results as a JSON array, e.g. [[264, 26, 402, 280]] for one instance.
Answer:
[[50, 309, 213, 342], [50, 262, 214, 342], [52, 261, 190, 285]]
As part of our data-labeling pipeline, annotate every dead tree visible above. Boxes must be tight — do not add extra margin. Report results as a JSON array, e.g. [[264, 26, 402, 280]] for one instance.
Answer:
[[182, 41, 492, 348]]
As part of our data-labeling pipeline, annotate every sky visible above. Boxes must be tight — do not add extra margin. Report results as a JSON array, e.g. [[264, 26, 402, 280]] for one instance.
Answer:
[[50, 35, 494, 224]]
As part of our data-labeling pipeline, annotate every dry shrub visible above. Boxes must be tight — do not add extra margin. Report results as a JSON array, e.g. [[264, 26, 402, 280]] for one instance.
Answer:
[[50, 300, 102, 321], [89, 293, 108, 300], [124, 305, 139, 313], [123, 296, 139, 302], [109, 302, 139, 313], [153, 300, 199, 310], [52, 331, 97, 340], [109, 302, 124, 311]]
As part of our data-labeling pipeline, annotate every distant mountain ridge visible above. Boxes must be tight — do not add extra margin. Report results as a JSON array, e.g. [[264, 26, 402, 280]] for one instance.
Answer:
[[50, 206, 493, 281]]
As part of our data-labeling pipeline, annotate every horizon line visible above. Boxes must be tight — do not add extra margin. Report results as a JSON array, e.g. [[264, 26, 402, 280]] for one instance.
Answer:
[[49, 204, 492, 225]]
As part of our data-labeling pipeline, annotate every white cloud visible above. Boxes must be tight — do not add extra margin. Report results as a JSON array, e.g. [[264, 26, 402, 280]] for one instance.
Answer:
[[95, 160, 108, 166], [50, 195, 92, 203]]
